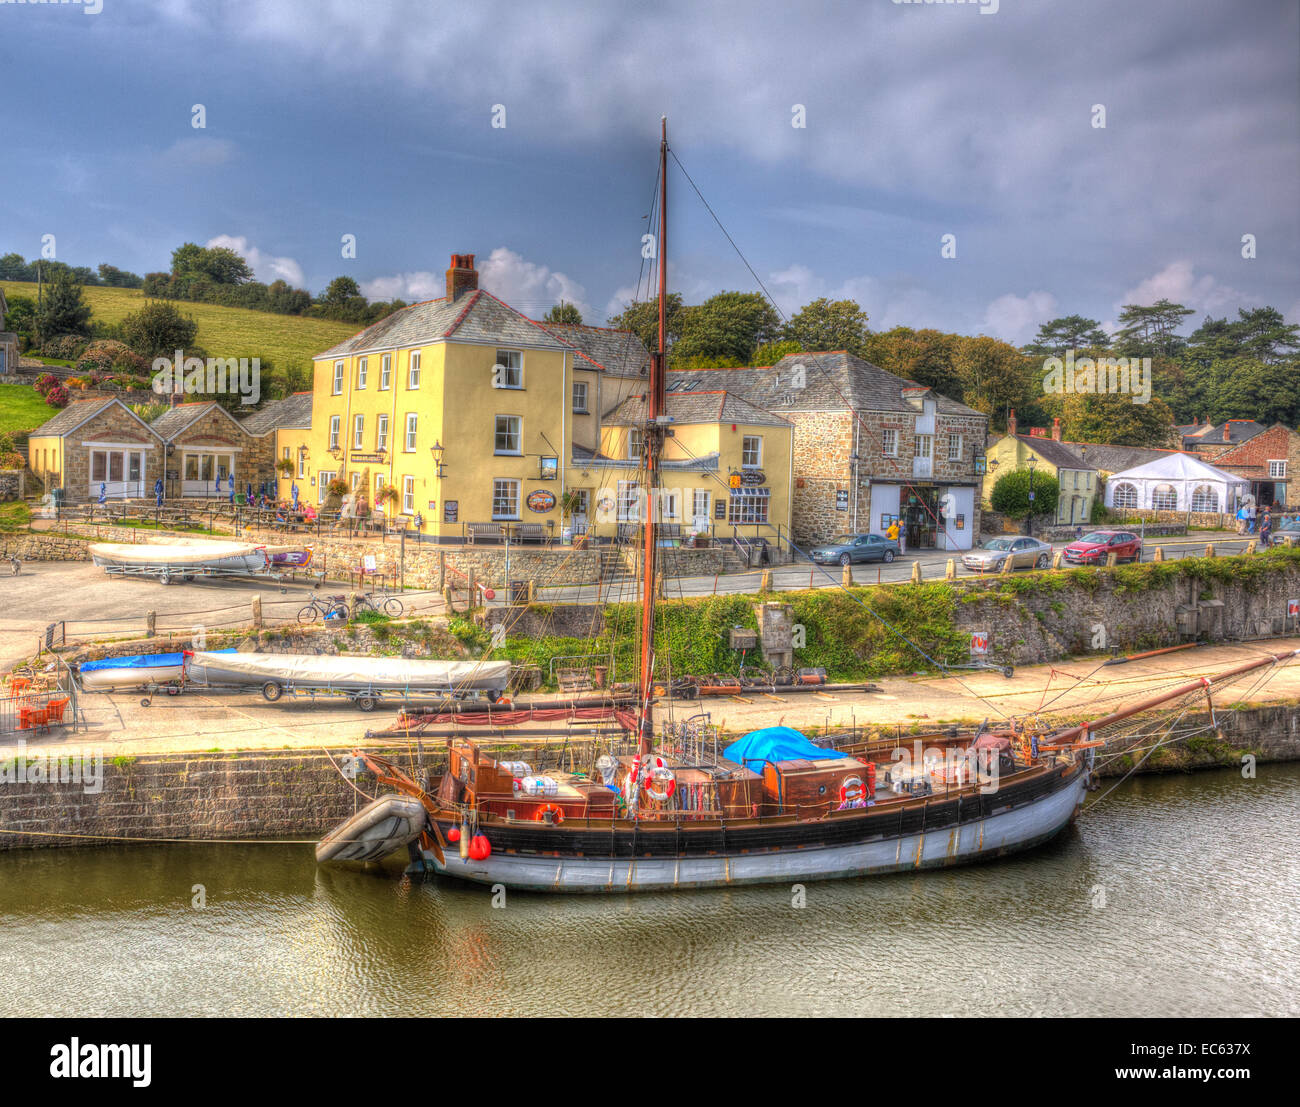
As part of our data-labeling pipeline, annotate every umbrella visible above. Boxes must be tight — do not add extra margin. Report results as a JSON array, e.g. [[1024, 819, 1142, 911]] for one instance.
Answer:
[[227, 473, 235, 504], [98, 482, 107, 505], [154, 477, 164, 508], [246, 482, 253, 505], [291, 484, 299, 510]]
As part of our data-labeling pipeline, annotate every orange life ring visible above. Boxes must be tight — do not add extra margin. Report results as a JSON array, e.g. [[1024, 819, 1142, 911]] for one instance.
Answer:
[[839, 776, 868, 805], [642, 766, 677, 802], [536, 803, 564, 824]]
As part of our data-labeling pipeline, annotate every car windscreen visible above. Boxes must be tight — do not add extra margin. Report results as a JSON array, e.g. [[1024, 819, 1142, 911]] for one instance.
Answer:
[[829, 535, 855, 545], [1080, 532, 1111, 543], [984, 538, 1014, 550]]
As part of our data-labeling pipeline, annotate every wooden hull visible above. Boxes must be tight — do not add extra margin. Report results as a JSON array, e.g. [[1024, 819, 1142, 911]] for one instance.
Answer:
[[412, 761, 1088, 893]]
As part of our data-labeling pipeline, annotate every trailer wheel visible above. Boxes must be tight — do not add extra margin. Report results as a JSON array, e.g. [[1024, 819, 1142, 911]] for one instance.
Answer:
[[158, 571, 172, 585], [356, 695, 377, 713], [140, 697, 151, 707], [261, 681, 283, 702]]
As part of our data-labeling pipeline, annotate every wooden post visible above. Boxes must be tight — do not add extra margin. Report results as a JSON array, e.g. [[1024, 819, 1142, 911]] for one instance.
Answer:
[[911, 560, 923, 584], [527, 579, 536, 603], [348, 592, 359, 619], [251, 594, 262, 630], [759, 568, 772, 593], [146, 610, 156, 637], [467, 569, 477, 610], [1205, 543, 1214, 557], [945, 559, 956, 581], [1246, 541, 1256, 555], [1153, 546, 1164, 562], [842, 563, 853, 587], [1001, 554, 1013, 574], [438, 548, 446, 592], [1106, 552, 1117, 567]]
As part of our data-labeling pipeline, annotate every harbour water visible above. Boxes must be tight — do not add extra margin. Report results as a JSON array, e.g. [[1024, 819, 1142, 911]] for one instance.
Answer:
[[1, 764, 1296, 1018]]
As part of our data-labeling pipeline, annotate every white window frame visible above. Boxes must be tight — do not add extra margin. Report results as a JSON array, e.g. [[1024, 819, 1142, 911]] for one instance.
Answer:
[[1269, 459, 1287, 478], [351, 471, 363, 492], [728, 487, 770, 525], [379, 354, 392, 390], [408, 351, 421, 390], [297, 450, 305, 479], [328, 415, 340, 451], [492, 477, 521, 520], [881, 428, 898, 457], [376, 413, 389, 452], [948, 434, 963, 462], [332, 361, 344, 395], [494, 349, 523, 389], [741, 435, 762, 469], [374, 472, 385, 501], [1151, 484, 1178, 511], [353, 413, 365, 450], [692, 488, 710, 526], [1113, 482, 1138, 510], [318, 470, 335, 505], [572, 380, 588, 413], [402, 475, 415, 515], [915, 434, 933, 460], [356, 357, 368, 390], [404, 413, 417, 453], [627, 428, 644, 461], [495, 414, 522, 455], [616, 480, 640, 522]]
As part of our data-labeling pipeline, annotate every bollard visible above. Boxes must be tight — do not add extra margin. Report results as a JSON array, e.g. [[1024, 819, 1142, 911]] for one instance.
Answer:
[[1153, 546, 1164, 562], [759, 569, 772, 593], [1052, 549, 1064, 569], [348, 592, 359, 619], [1205, 544, 1214, 558], [1001, 554, 1013, 575], [911, 560, 922, 584], [1246, 541, 1256, 555], [251, 595, 262, 630], [945, 559, 956, 581], [1106, 552, 1117, 567], [147, 610, 156, 637], [438, 548, 446, 592], [527, 579, 536, 603], [842, 563, 853, 587]]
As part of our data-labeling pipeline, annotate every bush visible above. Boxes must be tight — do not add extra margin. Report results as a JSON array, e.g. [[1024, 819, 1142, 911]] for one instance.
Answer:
[[990, 468, 1059, 520], [46, 385, 71, 409], [33, 373, 59, 398], [41, 335, 87, 361]]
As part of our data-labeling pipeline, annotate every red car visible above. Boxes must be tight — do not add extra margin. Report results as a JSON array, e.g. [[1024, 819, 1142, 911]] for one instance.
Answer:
[[1062, 529, 1142, 565]]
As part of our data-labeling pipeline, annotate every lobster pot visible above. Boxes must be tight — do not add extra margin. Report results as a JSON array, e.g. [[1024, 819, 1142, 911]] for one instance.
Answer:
[[498, 761, 532, 778], [520, 776, 559, 797]]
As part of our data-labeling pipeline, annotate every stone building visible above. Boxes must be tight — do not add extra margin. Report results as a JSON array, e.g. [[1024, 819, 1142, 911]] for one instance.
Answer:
[[669, 352, 989, 550], [1200, 423, 1299, 508], [240, 391, 314, 500], [27, 397, 164, 501], [150, 400, 275, 499]]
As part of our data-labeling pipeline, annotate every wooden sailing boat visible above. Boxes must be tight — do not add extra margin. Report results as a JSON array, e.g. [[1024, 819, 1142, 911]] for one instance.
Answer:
[[322, 119, 1299, 892]]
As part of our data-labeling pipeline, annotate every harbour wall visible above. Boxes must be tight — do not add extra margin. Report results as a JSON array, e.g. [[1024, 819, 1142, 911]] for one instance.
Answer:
[[0, 701, 1296, 852]]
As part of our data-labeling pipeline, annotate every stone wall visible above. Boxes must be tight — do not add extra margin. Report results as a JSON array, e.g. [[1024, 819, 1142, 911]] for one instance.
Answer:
[[59, 404, 164, 503], [0, 469, 25, 501]]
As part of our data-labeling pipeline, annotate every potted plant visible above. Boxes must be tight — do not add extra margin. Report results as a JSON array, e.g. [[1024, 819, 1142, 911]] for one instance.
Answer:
[[275, 457, 295, 478], [559, 489, 582, 544]]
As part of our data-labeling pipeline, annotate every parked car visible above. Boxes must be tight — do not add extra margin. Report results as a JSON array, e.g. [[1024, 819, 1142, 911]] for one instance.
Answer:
[[1062, 529, 1142, 565], [961, 536, 1053, 573], [810, 533, 900, 565]]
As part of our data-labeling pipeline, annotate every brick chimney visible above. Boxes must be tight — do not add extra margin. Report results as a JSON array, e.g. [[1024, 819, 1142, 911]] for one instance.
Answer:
[[446, 253, 477, 301], [1222, 423, 1231, 442], [1051, 416, 1062, 442], [1007, 408, 1017, 437]]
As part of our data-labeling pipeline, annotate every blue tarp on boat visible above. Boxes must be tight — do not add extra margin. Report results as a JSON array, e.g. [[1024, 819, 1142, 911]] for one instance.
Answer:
[[80, 648, 236, 672], [722, 726, 850, 771]]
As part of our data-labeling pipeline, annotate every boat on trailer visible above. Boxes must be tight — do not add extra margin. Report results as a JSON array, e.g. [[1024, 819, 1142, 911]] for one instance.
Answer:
[[88, 537, 311, 586]]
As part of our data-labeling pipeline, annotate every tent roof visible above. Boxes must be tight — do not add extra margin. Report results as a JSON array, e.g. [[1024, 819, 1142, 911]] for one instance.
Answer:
[[1109, 452, 1247, 484]]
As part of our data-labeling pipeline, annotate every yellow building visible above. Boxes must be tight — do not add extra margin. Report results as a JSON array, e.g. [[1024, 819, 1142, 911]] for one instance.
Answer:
[[983, 425, 1099, 526]]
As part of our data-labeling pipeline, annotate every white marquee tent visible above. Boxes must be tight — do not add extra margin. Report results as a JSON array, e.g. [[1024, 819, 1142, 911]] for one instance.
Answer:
[[1104, 452, 1248, 515]]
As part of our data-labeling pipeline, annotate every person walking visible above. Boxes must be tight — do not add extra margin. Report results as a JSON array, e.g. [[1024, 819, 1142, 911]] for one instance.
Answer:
[[886, 519, 902, 554], [1260, 509, 1272, 548]]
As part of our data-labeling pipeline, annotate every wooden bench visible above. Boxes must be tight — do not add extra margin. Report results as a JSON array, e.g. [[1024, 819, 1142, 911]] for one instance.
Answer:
[[513, 523, 548, 544], [467, 522, 505, 544]]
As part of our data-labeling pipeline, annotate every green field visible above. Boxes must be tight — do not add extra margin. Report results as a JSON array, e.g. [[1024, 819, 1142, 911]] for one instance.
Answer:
[[1, 280, 357, 377], [0, 382, 57, 435]]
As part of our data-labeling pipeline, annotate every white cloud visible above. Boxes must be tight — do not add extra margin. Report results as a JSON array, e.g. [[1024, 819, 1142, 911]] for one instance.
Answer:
[[1117, 260, 1244, 317], [360, 271, 442, 303], [205, 234, 305, 287], [980, 291, 1058, 346]]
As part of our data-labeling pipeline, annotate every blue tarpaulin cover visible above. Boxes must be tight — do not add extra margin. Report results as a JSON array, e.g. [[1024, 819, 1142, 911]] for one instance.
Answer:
[[722, 726, 850, 770], [80, 649, 236, 672]]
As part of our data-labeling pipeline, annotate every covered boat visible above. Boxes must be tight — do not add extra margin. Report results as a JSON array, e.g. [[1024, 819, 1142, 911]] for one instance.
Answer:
[[186, 651, 511, 708], [89, 537, 270, 579], [78, 647, 239, 692]]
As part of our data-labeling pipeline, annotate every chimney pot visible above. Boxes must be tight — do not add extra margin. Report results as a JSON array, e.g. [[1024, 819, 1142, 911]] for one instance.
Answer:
[[1223, 424, 1231, 442], [446, 253, 478, 301], [1007, 408, 1017, 437], [1052, 416, 1061, 442]]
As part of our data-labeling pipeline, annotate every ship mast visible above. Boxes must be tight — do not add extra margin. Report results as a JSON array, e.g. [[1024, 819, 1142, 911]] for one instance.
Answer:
[[637, 117, 668, 757]]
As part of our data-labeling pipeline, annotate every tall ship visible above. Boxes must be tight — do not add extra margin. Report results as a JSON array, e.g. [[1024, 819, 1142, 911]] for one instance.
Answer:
[[320, 119, 1296, 893]]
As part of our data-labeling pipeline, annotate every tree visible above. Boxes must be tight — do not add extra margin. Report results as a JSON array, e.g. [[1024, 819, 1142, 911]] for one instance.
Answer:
[[860, 327, 965, 400], [1048, 391, 1178, 448], [119, 301, 199, 360], [543, 301, 583, 326], [951, 335, 1036, 420], [607, 293, 685, 353], [672, 291, 781, 365], [751, 339, 803, 365], [2, 294, 37, 349], [97, 263, 144, 288], [782, 297, 869, 356], [1208, 356, 1300, 426], [1023, 315, 1109, 357], [990, 467, 1059, 521], [36, 267, 92, 340], [1112, 299, 1194, 357], [321, 275, 361, 304], [170, 242, 254, 285]]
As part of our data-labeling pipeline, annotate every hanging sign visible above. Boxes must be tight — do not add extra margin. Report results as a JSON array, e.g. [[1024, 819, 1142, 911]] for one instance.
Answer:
[[443, 500, 458, 523], [527, 489, 556, 513], [740, 470, 766, 486], [1288, 599, 1299, 618], [969, 631, 990, 656]]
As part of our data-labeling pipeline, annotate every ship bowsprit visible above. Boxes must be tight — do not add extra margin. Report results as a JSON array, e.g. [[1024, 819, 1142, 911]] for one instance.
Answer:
[[316, 795, 428, 864]]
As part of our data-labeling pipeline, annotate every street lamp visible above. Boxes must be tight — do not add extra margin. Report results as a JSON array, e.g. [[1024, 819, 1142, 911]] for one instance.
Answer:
[[430, 440, 446, 478], [1026, 456, 1037, 538]]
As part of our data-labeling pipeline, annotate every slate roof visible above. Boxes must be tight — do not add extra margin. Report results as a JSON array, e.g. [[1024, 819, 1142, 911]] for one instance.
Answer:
[[240, 392, 313, 436], [1182, 420, 1267, 449], [316, 290, 570, 360], [667, 351, 985, 418], [602, 390, 791, 428], [1055, 442, 1185, 474], [542, 323, 652, 378], [29, 397, 118, 438], [1010, 435, 1097, 471], [150, 401, 248, 442]]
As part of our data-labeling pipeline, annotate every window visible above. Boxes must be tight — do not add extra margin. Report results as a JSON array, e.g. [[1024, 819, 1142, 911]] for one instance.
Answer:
[[282, 447, 290, 462], [741, 435, 762, 468], [494, 349, 522, 389], [1112, 482, 1138, 509], [494, 415, 522, 454], [328, 415, 340, 451], [728, 487, 770, 524], [375, 473, 385, 501], [948, 434, 963, 462], [332, 362, 344, 395], [572, 380, 588, 413], [915, 434, 933, 460], [1151, 484, 1178, 511], [881, 428, 898, 457], [404, 413, 417, 452], [351, 472, 363, 491], [356, 357, 368, 390], [692, 488, 710, 524], [376, 413, 389, 452], [408, 351, 421, 390], [1191, 485, 1219, 512], [379, 354, 392, 390], [297, 450, 305, 479], [353, 413, 365, 449], [627, 428, 644, 461], [660, 489, 680, 520], [318, 471, 335, 505], [1269, 460, 1287, 478], [492, 478, 520, 520], [402, 475, 415, 514], [617, 480, 640, 522]]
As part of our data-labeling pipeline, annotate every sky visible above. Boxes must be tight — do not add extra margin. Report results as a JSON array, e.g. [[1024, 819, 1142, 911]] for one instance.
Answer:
[[2, 0, 1297, 347]]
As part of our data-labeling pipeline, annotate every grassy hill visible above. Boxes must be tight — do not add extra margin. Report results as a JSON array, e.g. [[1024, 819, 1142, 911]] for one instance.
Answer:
[[1, 280, 357, 380], [0, 382, 58, 435]]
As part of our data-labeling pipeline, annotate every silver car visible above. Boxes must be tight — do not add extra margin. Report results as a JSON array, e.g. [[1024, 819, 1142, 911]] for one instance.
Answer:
[[962, 535, 1053, 573]]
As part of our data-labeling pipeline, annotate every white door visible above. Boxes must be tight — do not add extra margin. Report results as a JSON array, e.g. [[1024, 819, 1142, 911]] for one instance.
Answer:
[[937, 486, 975, 550], [868, 484, 900, 535]]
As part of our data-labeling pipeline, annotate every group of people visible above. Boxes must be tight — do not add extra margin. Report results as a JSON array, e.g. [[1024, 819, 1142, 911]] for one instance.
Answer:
[[1235, 503, 1296, 547]]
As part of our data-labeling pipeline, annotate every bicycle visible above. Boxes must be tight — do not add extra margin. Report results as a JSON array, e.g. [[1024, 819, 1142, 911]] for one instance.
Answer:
[[357, 591, 404, 617], [297, 594, 350, 624]]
